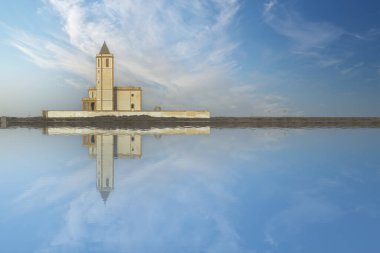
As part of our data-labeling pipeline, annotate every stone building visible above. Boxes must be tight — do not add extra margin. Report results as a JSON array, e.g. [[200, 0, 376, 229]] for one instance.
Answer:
[[82, 42, 142, 112], [43, 42, 210, 119]]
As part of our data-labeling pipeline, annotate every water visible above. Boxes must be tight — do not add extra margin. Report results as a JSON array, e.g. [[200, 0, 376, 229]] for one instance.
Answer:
[[0, 127, 379, 253]]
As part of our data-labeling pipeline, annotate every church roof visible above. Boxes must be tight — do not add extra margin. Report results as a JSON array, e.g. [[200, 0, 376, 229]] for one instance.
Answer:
[[99, 41, 111, 54], [100, 190, 111, 204]]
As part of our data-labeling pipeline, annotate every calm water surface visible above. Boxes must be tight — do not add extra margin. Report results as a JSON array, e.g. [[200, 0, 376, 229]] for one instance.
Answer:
[[0, 127, 379, 253]]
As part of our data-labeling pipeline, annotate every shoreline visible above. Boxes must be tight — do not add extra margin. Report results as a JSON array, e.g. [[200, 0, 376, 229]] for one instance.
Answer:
[[2, 116, 380, 129]]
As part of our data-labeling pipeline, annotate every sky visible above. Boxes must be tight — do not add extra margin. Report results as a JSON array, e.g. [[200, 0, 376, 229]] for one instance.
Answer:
[[0, 0, 379, 116]]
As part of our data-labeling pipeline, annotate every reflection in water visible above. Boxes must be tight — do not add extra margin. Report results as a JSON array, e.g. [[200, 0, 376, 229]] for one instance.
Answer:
[[83, 134, 142, 203], [45, 127, 210, 203], [1, 128, 380, 253]]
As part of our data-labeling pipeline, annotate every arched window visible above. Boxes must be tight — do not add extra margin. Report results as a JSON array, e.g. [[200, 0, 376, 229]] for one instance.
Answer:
[[131, 103, 134, 109], [106, 58, 109, 67], [97, 58, 100, 67]]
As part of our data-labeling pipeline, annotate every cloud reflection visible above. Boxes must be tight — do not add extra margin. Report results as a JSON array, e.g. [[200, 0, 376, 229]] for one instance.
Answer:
[[3, 128, 380, 252]]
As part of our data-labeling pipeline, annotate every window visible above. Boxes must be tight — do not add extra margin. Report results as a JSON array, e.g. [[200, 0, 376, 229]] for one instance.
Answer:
[[91, 135, 95, 143], [131, 103, 134, 109], [106, 178, 109, 187], [131, 137, 135, 142], [131, 93, 134, 97], [97, 59, 100, 67], [106, 58, 109, 67]]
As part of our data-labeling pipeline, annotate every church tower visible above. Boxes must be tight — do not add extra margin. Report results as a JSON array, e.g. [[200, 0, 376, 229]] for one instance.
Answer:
[[96, 135, 114, 203], [96, 42, 114, 111]]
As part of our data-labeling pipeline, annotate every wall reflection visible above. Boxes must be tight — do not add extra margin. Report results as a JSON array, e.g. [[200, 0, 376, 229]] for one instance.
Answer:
[[44, 127, 210, 203]]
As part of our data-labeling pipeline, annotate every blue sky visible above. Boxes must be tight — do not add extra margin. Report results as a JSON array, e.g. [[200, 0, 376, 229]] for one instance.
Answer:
[[0, 0, 379, 116]]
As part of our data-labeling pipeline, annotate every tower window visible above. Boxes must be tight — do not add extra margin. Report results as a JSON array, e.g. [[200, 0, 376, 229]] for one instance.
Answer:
[[131, 93, 134, 97], [131, 103, 134, 109], [97, 59, 100, 67], [106, 58, 109, 67]]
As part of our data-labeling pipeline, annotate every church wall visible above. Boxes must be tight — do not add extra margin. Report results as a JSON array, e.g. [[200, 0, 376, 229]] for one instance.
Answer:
[[82, 101, 89, 111], [130, 90, 142, 111], [101, 100, 113, 111], [116, 135, 142, 157], [114, 89, 142, 111], [102, 90, 113, 101], [44, 110, 210, 118], [116, 89, 131, 111], [88, 89, 96, 98]]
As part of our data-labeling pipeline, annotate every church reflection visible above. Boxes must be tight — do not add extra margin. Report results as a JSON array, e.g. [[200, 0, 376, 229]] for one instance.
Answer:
[[44, 127, 210, 203], [82, 134, 142, 203]]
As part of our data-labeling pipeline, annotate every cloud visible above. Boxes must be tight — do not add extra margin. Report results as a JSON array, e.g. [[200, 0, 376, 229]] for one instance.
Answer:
[[10, 29, 93, 79], [262, 0, 344, 50], [12, 0, 239, 93], [263, 0, 277, 15], [262, 0, 345, 67], [11, 129, 288, 252], [7, 0, 289, 116], [340, 62, 364, 75]]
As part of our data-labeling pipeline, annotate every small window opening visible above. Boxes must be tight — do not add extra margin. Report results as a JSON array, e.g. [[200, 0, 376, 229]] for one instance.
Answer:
[[131, 103, 135, 109], [91, 102, 95, 111], [131, 137, 135, 142], [91, 135, 95, 143], [106, 178, 109, 187], [131, 93, 134, 97], [106, 58, 109, 67]]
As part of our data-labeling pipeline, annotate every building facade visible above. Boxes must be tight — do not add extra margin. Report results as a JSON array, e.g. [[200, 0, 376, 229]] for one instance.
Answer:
[[82, 42, 142, 112]]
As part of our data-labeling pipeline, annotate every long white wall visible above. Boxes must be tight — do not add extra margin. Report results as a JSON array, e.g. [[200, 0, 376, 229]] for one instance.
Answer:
[[43, 110, 210, 118], [44, 127, 211, 135]]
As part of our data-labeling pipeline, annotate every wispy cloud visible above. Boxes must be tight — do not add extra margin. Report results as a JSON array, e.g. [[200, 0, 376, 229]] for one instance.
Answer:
[[262, 0, 345, 67], [7, 0, 289, 116], [340, 62, 364, 75], [9, 29, 93, 79], [11, 0, 239, 94]]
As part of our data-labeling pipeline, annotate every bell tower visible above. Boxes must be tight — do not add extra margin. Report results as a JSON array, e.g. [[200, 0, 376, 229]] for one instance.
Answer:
[[96, 135, 114, 203], [96, 41, 114, 111]]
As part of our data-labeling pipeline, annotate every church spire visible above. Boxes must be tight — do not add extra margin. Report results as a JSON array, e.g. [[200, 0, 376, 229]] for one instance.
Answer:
[[99, 41, 111, 54], [100, 190, 111, 204]]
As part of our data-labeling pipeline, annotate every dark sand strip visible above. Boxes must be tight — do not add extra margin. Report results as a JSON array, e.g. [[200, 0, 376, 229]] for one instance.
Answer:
[[2, 116, 380, 129]]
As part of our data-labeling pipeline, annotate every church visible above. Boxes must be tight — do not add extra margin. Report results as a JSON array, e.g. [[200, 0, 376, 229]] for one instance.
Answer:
[[43, 42, 210, 119], [81, 42, 142, 112]]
